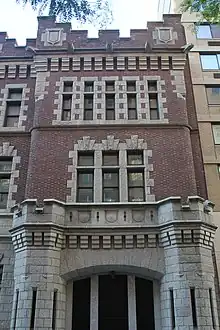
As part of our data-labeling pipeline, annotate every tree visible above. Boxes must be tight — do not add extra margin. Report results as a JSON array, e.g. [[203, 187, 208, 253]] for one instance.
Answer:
[[181, 0, 220, 24], [16, 0, 113, 27]]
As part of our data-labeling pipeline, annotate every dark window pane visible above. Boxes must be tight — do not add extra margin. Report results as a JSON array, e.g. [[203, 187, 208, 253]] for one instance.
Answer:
[[127, 152, 143, 165], [149, 95, 158, 109], [106, 81, 115, 91], [128, 187, 144, 202], [106, 96, 115, 109], [211, 25, 220, 39], [8, 89, 22, 99], [0, 193, 8, 208], [84, 97, 93, 109], [5, 117, 19, 127], [127, 95, 136, 109], [78, 173, 93, 187], [0, 178, 10, 192], [201, 55, 219, 70], [127, 81, 136, 91], [103, 172, 118, 187], [77, 188, 93, 202], [63, 82, 73, 93], [150, 109, 160, 120], [63, 96, 72, 110], [128, 172, 144, 187], [103, 153, 118, 166], [197, 25, 212, 39], [106, 110, 115, 120], [0, 161, 12, 172], [62, 110, 71, 121], [6, 103, 20, 116], [148, 81, 157, 91], [84, 110, 93, 120], [128, 109, 137, 120], [85, 82, 94, 93], [103, 188, 119, 202], [78, 153, 94, 166]]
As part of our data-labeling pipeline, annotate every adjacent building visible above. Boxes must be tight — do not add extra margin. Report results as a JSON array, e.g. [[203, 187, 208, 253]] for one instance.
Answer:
[[158, 0, 220, 319], [0, 14, 218, 329]]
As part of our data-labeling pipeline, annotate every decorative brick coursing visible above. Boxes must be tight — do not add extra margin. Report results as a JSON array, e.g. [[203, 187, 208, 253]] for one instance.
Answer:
[[0, 84, 30, 131], [53, 75, 168, 125], [67, 135, 154, 203], [0, 142, 20, 210]]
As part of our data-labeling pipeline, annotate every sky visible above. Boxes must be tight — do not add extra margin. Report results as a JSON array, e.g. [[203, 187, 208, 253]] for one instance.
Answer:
[[0, 0, 159, 45]]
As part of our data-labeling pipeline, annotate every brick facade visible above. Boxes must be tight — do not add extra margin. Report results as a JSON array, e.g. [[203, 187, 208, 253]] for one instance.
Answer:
[[0, 14, 218, 330]]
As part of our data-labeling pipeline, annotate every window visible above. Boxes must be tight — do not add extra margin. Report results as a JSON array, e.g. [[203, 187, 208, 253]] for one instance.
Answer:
[[0, 158, 11, 208], [148, 81, 160, 120], [84, 82, 94, 93], [106, 94, 115, 120], [200, 54, 220, 70], [4, 88, 22, 127], [84, 95, 93, 120], [127, 151, 145, 202], [127, 151, 143, 165], [103, 152, 119, 166], [61, 82, 73, 121], [212, 125, 220, 144], [77, 152, 94, 202], [102, 152, 119, 202], [106, 81, 115, 92], [127, 81, 136, 92], [78, 152, 94, 166], [206, 86, 220, 105], [196, 24, 220, 39], [63, 81, 73, 93], [127, 95, 137, 119], [62, 95, 72, 121]]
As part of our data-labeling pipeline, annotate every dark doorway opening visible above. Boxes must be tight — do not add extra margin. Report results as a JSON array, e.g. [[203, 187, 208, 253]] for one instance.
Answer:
[[72, 278, 90, 330], [98, 274, 128, 330], [136, 277, 155, 330]]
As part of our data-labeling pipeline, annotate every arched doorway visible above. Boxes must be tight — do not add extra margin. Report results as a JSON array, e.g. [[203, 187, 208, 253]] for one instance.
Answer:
[[71, 274, 155, 330]]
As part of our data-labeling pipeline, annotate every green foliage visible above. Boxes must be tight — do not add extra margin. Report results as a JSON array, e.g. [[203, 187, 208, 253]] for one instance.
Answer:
[[16, 0, 113, 27], [181, 0, 220, 24]]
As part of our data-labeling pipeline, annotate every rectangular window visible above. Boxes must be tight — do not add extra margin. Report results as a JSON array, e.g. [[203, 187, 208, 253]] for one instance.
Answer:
[[103, 171, 119, 202], [84, 81, 94, 93], [52, 290, 57, 330], [0, 158, 11, 209], [127, 94, 137, 119], [106, 81, 115, 92], [77, 172, 94, 202], [84, 95, 93, 120], [127, 151, 143, 165], [197, 24, 220, 39], [128, 170, 145, 202], [206, 86, 220, 105], [106, 94, 115, 120], [190, 288, 198, 328], [127, 81, 136, 92], [209, 288, 216, 329], [0, 265, 3, 285], [63, 81, 73, 93], [62, 95, 72, 121], [200, 54, 220, 70], [212, 125, 220, 144], [170, 289, 175, 329], [4, 89, 23, 127], [148, 81, 160, 120], [103, 152, 119, 166], [78, 152, 94, 166], [30, 288, 37, 330]]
